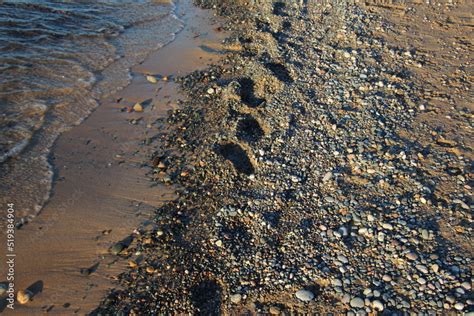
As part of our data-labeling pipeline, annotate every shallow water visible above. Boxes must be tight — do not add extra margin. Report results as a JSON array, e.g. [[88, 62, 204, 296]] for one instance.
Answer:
[[0, 0, 183, 223]]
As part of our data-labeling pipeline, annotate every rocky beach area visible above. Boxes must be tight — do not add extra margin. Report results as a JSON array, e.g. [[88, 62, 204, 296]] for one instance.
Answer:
[[92, 0, 473, 314]]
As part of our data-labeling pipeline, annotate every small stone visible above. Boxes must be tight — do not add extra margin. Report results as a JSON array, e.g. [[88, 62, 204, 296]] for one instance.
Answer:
[[110, 243, 124, 255], [146, 75, 158, 83], [332, 279, 343, 287], [350, 297, 365, 308], [382, 274, 392, 282], [146, 266, 155, 274], [17, 290, 31, 304], [133, 103, 143, 112], [295, 289, 314, 302], [322, 172, 333, 182], [416, 265, 429, 274], [454, 302, 464, 311], [382, 222, 393, 230], [337, 255, 349, 264], [417, 277, 427, 285], [207, 88, 215, 95], [230, 294, 242, 304], [269, 306, 281, 315], [215, 240, 223, 247], [406, 252, 418, 261], [461, 281, 471, 290], [342, 293, 351, 304], [372, 300, 384, 311], [421, 229, 430, 240]]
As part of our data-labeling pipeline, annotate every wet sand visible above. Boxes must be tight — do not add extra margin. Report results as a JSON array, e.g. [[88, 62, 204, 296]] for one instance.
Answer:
[[0, 0, 227, 314]]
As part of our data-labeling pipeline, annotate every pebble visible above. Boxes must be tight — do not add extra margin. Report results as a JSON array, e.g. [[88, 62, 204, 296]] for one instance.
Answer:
[[382, 274, 392, 282], [416, 264, 429, 274], [406, 252, 418, 261], [146, 75, 158, 83], [461, 281, 471, 290], [269, 306, 281, 315], [17, 290, 31, 304], [230, 294, 242, 304], [110, 243, 124, 255], [350, 297, 365, 308], [421, 229, 430, 240], [133, 102, 144, 112], [382, 222, 393, 230], [295, 289, 314, 302], [337, 255, 348, 264], [454, 302, 464, 311], [372, 300, 384, 311], [417, 277, 427, 285], [342, 293, 351, 304]]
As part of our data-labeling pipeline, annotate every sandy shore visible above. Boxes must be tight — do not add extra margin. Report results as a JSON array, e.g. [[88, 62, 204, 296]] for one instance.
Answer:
[[0, 0, 228, 314], [1, 0, 472, 315], [93, 0, 473, 315]]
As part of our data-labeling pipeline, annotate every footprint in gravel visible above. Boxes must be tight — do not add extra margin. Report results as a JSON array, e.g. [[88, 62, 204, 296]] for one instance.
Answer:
[[236, 114, 264, 143], [239, 78, 265, 107], [190, 280, 222, 315], [217, 143, 255, 175], [265, 62, 293, 83]]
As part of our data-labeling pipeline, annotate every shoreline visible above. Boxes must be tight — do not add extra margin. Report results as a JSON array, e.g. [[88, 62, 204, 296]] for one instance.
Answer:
[[95, 0, 473, 315], [1, 1, 229, 314], [0, 1, 183, 226]]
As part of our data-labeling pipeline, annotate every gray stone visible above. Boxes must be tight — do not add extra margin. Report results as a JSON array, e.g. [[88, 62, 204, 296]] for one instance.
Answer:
[[350, 297, 365, 308], [342, 293, 351, 304], [461, 281, 471, 290], [295, 289, 314, 302], [454, 302, 464, 311], [337, 255, 349, 264]]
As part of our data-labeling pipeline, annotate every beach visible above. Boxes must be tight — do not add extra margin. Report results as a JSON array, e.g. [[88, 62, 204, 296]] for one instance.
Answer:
[[1, 0, 228, 314], [1, 0, 473, 314]]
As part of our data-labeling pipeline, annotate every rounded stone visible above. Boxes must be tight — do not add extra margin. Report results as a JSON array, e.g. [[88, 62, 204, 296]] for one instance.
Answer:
[[406, 252, 418, 261], [230, 294, 242, 304], [110, 243, 124, 255], [295, 289, 314, 302], [350, 297, 365, 308], [17, 290, 31, 304], [382, 274, 392, 282], [454, 302, 464, 311], [372, 300, 384, 311]]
